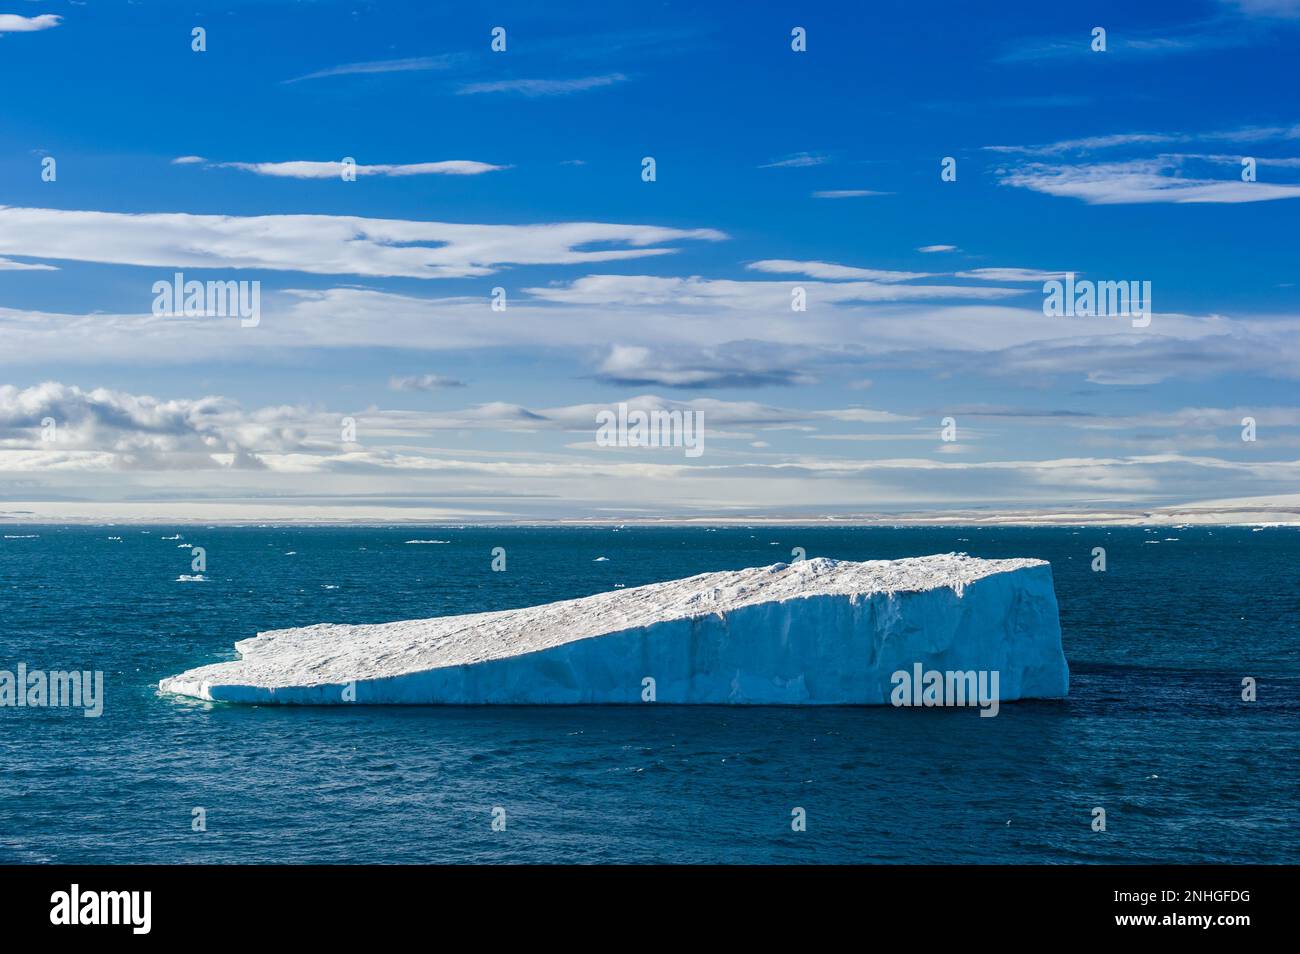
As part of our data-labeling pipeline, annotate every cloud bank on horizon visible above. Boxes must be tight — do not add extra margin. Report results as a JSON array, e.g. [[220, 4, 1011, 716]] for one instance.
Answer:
[[0, 0, 1297, 520]]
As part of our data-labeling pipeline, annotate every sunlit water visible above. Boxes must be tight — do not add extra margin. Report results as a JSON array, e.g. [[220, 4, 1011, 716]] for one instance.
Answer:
[[1, 525, 1296, 863]]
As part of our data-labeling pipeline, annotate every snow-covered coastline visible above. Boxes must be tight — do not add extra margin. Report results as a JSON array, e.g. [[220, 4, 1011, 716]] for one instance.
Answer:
[[6, 493, 1300, 526], [159, 554, 1069, 706]]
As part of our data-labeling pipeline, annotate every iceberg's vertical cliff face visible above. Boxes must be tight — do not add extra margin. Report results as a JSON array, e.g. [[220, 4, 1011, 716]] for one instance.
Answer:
[[159, 554, 1068, 705]]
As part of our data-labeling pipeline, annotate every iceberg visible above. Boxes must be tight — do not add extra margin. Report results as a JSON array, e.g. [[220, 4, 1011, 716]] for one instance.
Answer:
[[158, 554, 1068, 706]]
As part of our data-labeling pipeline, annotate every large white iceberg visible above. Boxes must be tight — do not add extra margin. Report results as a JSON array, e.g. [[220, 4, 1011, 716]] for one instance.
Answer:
[[159, 554, 1068, 705]]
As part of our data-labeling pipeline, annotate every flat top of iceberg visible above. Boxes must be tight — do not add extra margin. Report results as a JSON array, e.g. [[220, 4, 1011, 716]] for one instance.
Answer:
[[165, 554, 1045, 691]]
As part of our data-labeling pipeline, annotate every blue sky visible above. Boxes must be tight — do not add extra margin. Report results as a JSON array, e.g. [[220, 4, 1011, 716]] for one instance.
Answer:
[[1, 0, 1298, 521]]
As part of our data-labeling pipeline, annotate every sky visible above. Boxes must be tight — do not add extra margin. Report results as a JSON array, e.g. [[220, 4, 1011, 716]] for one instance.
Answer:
[[1, 0, 1298, 521]]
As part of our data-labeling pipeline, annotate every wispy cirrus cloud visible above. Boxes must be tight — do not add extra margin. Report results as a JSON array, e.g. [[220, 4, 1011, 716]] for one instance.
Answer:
[[999, 158, 1300, 204], [747, 260, 931, 282], [524, 273, 1017, 307], [0, 206, 726, 279], [458, 73, 627, 96], [996, 21, 1256, 63], [758, 152, 829, 169], [282, 55, 465, 84], [956, 268, 1072, 282], [988, 124, 1300, 203], [985, 124, 1300, 157], [985, 133, 1183, 156], [811, 189, 891, 198], [1192, 153, 1300, 167], [184, 159, 508, 178]]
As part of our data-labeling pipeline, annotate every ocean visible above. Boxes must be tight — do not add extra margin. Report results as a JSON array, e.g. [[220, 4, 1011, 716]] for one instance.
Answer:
[[1, 524, 1296, 864]]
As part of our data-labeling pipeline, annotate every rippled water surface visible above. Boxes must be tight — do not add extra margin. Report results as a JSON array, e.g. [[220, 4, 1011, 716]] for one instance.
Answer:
[[1, 525, 1296, 863]]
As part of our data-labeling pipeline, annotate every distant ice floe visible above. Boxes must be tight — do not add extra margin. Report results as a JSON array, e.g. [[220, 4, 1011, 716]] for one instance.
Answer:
[[593, 556, 609, 562], [3, 535, 38, 539], [405, 540, 451, 544], [160, 554, 1069, 707], [176, 574, 208, 582]]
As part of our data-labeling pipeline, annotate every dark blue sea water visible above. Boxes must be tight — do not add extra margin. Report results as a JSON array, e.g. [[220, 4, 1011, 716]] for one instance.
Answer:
[[1, 525, 1296, 864]]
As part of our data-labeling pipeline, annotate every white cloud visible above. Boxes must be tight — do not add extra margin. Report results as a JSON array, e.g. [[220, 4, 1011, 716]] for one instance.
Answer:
[[4, 383, 1299, 516], [986, 133, 1180, 156], [0, 382, 262, 468], [205, 160, 507, 178], [595, 344, 816, 389], [458, 74, 627, 96], [759, 153, 829, 169], [917, 245, 958, 253], [524, 273, 1019, 307], [0, 257, 57, 271], [0, 206, 726, 279], [956, 268, 1072, 282], [986, 124, 1300, 157], [811, 190, 890, 198], [816, 407, 913, 424], [4, 270, 1299, 400], [283, 55, 465, 84], [1000, 159, 1300, 204], [0, 14, 61, 33], [15, 283, 1292, 389], [389, 374, 467, 391], [1192, 153, 1300, 168], [746, 260, 932, 282], [0, 384, 906, 464]]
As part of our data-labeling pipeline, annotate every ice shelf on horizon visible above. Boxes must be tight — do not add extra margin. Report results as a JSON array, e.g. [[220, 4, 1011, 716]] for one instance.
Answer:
[[158, 554, 1069, 705]]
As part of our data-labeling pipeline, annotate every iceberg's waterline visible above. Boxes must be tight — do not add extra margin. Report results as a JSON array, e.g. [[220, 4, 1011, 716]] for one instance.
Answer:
[[159, 554, 1069, 705]]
